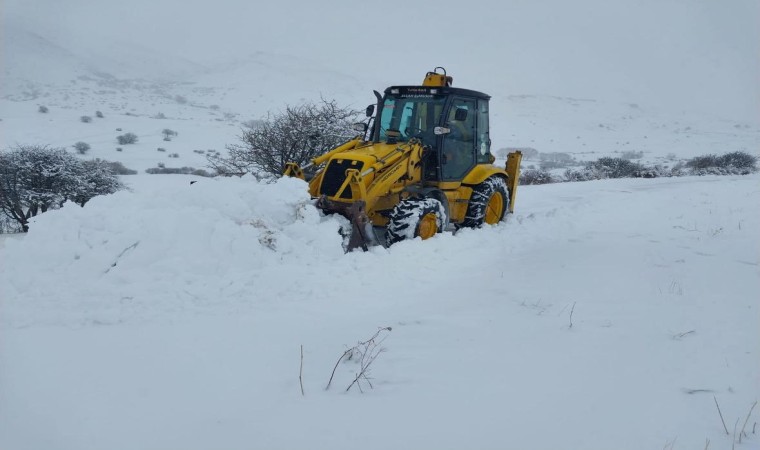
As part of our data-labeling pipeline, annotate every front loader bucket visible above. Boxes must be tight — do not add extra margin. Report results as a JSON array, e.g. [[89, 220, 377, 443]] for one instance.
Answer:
[[316, 197, 381, 252]]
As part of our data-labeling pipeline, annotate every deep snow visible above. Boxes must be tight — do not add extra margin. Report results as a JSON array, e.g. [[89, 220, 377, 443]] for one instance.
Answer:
[[1, 173, 758, 450]]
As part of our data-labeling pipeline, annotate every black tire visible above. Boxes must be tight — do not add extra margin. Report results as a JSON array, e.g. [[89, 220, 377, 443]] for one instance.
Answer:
[[462, 176, 509, 228], [386, 197, 447, 245]]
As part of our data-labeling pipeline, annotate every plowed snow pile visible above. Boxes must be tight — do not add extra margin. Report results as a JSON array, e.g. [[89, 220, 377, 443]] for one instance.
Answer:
[[1, 176, 348, 325], [1, 174, 759, 450]]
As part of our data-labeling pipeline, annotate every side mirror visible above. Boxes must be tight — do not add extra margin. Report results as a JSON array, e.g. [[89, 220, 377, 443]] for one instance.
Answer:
[[433, 126, 451, 135], [365, 104, 375, 117], [352, 122, 368, 133], [454, 108, 468, 121]]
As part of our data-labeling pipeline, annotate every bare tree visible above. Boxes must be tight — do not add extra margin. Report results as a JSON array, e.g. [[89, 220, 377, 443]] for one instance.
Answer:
[[162, 129, 178, 141], [212, 99, 359, 177], [0, 145, 124, 232]]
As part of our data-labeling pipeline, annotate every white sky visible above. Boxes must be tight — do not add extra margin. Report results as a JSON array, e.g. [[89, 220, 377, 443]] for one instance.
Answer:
[[4, 0, 759, 121]]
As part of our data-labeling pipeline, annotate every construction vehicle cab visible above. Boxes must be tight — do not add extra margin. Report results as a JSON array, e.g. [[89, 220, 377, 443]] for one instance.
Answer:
[[374, 76, 493, 184], [284, 68, 522, 251]]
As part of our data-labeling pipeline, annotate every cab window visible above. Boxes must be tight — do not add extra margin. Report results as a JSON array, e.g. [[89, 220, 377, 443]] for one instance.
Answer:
[[441, 97, 476, 180]]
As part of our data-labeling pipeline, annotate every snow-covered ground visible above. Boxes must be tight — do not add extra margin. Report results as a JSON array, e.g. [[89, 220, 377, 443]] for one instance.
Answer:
[[1, 173, 759, 450], [2, 2, 759, 449]]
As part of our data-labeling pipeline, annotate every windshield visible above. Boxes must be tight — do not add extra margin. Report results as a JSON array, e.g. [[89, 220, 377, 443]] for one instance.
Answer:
[[377, 95, 447, 146]]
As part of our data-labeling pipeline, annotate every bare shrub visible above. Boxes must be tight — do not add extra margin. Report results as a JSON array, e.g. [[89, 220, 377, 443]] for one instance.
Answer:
[[587, 157, 642, 178], [325, 327, 392, 393], [103, 160, 137, 175], [685, 151, 757, 175], [685, 154, 719, 170], [0, 146, 123, 232], [212, 99, 359, 177], [520, 168, 554, 185], [72, 142, 91, 154], [116, 133, 138, 145], [162, 129, 177, 141], [719, 151, 757, 171], [563, 167, 597, 182]]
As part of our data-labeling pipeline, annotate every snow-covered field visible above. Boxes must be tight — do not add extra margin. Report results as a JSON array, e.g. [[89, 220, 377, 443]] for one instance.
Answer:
[[2, 1, 759, 449], [1, 173, 758, 450]]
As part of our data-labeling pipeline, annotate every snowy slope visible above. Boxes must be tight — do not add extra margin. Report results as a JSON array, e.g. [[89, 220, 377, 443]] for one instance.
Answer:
[[3, 9, 759, 173], [1, 173, 758, 450]]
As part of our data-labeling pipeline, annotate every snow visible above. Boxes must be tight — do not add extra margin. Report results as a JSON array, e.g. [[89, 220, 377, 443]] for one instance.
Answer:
[[2, 2, 759, 448], [1, 173, 758, 450]]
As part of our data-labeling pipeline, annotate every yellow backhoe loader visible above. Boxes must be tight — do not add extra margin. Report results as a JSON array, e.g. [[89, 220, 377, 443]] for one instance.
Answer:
[[284, 67, 522, 251]]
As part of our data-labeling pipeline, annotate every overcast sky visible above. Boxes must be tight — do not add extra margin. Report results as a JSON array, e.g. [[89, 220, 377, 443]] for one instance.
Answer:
[[5, 0, 759, 121]]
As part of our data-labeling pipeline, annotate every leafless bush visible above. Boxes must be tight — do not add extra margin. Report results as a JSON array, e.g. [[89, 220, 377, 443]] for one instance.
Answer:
[[103, 160, 137, 175], [686, 151, 757, 175], [162, 129, 178, 141], [213, 99, 359, 177], [116, 133, 138, 145], [325, 327, 392, 393], [520, 168, 554, 185], [73, 141, 91, 154], [0, 145, 123, 231]]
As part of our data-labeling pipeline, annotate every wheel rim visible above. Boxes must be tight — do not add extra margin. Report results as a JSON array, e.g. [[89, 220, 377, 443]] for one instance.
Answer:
[[484, 192, 504, 224], [417, 212, 439, 239]]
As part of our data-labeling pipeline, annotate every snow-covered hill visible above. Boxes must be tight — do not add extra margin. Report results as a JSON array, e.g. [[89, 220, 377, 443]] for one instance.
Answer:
[[2, 3, 759, 174]]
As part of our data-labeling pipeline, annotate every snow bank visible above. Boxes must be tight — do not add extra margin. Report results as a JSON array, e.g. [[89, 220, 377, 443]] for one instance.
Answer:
[[0, 175, 348, 326]]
